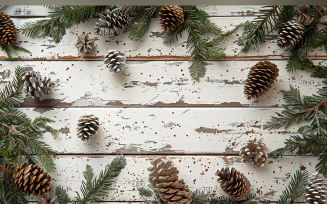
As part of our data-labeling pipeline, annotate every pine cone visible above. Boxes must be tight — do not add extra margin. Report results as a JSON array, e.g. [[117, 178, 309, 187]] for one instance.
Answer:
[[13, 163, 53, 196], [77, 114, 100, 141], [294, 5, 314, 26], [215, 167, 251, 201], [24, 71, 52, 99], [277, 20, 305, 49], [1, 161, 16, 174], [94, 9, 129, 36], [158, 5, 184, 31], [304, 172, 327, 204], [244, 61, 279, 100], [104, 50, 126, 73], [239, 138, 268, 167], [37, 193, 58, 204], [148, 158, 192, 204], [0, 11, 18, 46], [75, 33, 95, 53]]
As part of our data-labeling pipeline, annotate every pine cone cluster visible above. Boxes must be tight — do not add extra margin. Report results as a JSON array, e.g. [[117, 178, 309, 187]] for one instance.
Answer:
[[244, 61, 279, 100], [148, 158, 191, 204], [304, 172, 327, 204], [215, 167, 251, 201], [24, 71, 52, 99], [240, 139, 268, 167], [37, 193, 58, 204], [294, 5, 314, 26], [77, 114, 100, 141], [0, 11, 18, 46], [158, 5, 184, 31], [94, 9, 130, 36], [75, 33, 95, 53], [277, 20, 305, 49], [104, 50, 126, 73], [13, 163, 53, 196]]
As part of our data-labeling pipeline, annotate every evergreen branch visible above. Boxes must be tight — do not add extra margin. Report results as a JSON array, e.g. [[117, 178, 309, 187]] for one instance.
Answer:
[[312, 26, 327, 51], [285, 53, 301, 72], [0, 172, 28, 204], [138, 187, 153, 197], [76, 155, 127, 204], [276, 170, 308, 204], [55, 185, 70, 204], [11, 45, 32, 54], [0, 42, 13, 60], [301, 60, 327, 78]]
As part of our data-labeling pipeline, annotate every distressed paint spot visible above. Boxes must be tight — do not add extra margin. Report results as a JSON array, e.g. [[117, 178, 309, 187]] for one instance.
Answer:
[[195, 127, 232, 134], [59, 127, 71, 134]]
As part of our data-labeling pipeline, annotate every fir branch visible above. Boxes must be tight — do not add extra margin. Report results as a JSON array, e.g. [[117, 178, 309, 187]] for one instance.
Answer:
[[76, 155, 127, 204], [0, 42, 13, 60], [285, 53, 301, 72], [237, 6, 283, 53], [55, 185, 70, 204], [312, 26, 327, 52], [138, 187, 153, 197], [276, 170, 308, 204], [0, 172, 28, 204]]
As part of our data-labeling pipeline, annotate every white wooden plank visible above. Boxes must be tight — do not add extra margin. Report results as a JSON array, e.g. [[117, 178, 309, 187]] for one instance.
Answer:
[[0, 5, 262, 17], [23, 155, 317, 202], [0, 60, 324, 107], [1, 17, 326, 60], [13, 108, 303, 154]]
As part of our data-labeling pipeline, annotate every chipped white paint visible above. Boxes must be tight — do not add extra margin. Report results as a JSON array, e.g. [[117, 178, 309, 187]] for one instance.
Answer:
[[0, 60, 325, 107], [1, 5, 263, 17], [0, 5, 322, 203], [25, 156, 317, 202], [17, 108, 300, 154], [1, 17, 326, 60]]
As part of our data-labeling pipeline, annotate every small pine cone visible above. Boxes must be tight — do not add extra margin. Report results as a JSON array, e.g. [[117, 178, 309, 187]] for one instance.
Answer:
[[277, 20, 305, 49], [158, 5, 184, 31], [294, 5, 314, 26], [215, 167, 251, 201], [244, 61, 279, 100], [77, 114, 100, 141], [104, 50, 126, 73], [24, 71, 52, 99], [240, 138, 268, 167], [0, 11, 18, 46], [148, 158, 179, 183], [37, 193, 58, 204], [13, 163, 53, 196], [75, 33, 95, 53], [304, 172, 327, 203], [94, 9, 130, 36], [148, 158, 191, 204]]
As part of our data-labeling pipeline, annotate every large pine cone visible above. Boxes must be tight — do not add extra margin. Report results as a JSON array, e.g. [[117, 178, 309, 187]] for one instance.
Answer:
[[215, 167, 251, 201], [294, 5, 314, 26], [244, 61, 279, 100], [277, 20, 305, 49], [148, 158, 191, 204], [240, 138, 268, 167], [75, 33, 95, 53], [13, 163, 53, 196], [77, 114, 100, 141], [0, 11, 17, 46], [104, 50, 126, 73], [158, 5, 184, 31], [94, 9, 129, 36], [304, 172, 327, 204], [24, 71, 52, 99]]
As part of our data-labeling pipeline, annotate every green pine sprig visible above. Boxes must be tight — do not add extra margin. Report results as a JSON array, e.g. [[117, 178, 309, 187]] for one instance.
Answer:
[[276, 169, 308, 204], [0, 172, 28, 204], [75, 155, 127, 204], [55, 186, 71, 204], [0, 66, 59, 172]]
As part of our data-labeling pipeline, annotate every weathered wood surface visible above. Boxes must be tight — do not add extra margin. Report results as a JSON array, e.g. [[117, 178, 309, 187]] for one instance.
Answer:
[[18, 108, 298, 155], [1, 17, 326, 60], [1, 5, 263, 17], [0, 60, 324, 107], [24, 156, 317, 202]]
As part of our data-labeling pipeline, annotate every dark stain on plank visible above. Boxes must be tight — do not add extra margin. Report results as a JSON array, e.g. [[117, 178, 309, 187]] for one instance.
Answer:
[[20, 98, 72, 107], [33, 107, 54, 114], [59, 127, 71, 134], [195, 127, 232, 134], [111, 144, 177, 154]]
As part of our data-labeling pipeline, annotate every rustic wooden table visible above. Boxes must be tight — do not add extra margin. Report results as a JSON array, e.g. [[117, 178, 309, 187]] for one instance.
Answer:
[[1, 5, 326, 203]]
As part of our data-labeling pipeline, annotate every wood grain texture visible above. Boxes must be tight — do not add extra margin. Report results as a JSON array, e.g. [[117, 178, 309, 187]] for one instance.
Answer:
[[24, 155, 317, 202], [1, 5, 263, 17], [0, 60, 324, 107], [1, 17, 326, 60], [16, 108, 300, 155]]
